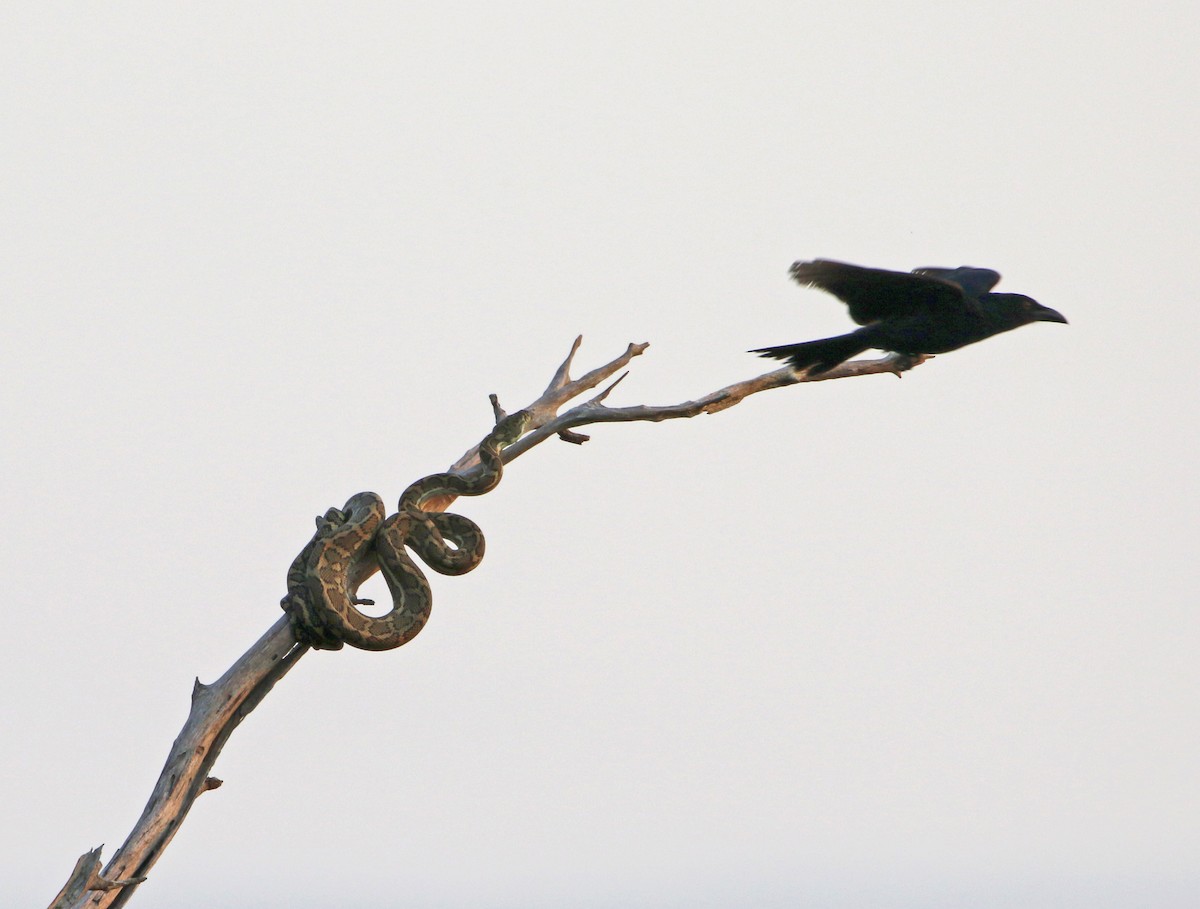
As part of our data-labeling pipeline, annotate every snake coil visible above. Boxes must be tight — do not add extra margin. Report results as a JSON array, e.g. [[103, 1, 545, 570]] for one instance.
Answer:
[[281, 411, 530, 651]]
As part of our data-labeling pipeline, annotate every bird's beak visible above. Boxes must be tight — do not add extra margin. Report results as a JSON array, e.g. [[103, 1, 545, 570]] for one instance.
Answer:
[[1034, 305, 1068, 324]]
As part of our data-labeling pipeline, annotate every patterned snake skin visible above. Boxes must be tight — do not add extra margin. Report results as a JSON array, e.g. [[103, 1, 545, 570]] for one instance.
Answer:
[[281, 411, 530, 651]]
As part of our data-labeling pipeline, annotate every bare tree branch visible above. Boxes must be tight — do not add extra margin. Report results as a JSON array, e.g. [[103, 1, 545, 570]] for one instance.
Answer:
[[53, 337, 923, 908], [57, 621, 305, 909], [456, 337, 924, 467]]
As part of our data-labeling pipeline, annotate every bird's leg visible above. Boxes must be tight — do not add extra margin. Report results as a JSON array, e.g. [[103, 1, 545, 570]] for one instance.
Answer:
[[888, 353, 931, 376]]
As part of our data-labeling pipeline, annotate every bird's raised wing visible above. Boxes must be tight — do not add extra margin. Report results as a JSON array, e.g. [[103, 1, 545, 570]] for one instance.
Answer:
[[789, 259, 967, 326], [912, 266, 1002, 298]]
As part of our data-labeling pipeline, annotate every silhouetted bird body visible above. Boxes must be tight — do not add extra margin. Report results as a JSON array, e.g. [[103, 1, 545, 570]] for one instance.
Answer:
[[751, 260, 1067, 375]]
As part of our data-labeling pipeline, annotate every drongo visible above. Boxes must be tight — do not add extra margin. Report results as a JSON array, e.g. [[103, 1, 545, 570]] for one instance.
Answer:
[[751, 259, 1067, 375]]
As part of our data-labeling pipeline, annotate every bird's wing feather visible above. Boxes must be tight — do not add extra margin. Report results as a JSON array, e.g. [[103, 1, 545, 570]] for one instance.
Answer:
[[789, 259, 967, 325], [912, 266, 1002, 298]]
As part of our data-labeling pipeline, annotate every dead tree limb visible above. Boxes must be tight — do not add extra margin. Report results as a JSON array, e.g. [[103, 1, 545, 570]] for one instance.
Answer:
[[52, 339, 922, 908]]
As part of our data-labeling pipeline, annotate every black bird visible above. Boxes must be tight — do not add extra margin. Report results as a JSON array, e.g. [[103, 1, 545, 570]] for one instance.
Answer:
[[751, 259, 1067, 375]]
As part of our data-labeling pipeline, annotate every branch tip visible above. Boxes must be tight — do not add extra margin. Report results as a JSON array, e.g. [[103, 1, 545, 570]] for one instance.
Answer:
[[591, 370, 629, 403], [545, 335, 585, 392], [488, 393, 506, 421]]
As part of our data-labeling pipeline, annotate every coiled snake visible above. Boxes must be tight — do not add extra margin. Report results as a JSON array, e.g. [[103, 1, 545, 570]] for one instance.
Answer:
[[281, 411, 530, 651]]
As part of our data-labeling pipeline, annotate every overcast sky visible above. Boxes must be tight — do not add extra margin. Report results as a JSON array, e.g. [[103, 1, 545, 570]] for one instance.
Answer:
[[4, 3, 1198, 907]]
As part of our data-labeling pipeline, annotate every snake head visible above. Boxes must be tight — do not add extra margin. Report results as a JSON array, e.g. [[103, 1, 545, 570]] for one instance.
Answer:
[[495, 410, 532, 447]]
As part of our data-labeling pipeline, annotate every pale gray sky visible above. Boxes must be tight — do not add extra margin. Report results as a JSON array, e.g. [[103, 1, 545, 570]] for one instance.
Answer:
[[4, 3, 1198, 907]]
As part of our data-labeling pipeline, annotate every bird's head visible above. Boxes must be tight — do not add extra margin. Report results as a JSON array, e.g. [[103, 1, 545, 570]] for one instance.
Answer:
[[990, 293, 1068, 327]]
